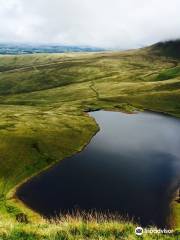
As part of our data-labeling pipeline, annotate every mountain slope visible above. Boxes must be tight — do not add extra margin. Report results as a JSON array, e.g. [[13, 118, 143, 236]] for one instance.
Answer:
[[150, 39, 180, 59]]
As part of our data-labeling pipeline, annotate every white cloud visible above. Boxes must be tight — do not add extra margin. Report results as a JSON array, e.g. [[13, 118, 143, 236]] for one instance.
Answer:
[[0, 0, 180, 48]]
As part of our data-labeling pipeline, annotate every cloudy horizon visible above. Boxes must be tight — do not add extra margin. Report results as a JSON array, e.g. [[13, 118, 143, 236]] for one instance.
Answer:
[[0, 0, 180, 49]]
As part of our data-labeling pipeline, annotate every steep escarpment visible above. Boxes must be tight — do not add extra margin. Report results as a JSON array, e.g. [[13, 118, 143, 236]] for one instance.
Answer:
[[150, 39, 180, 59]]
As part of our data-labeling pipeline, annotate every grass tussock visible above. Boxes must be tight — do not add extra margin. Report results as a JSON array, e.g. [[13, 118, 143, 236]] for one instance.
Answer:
[[0, 212, 179, 240]]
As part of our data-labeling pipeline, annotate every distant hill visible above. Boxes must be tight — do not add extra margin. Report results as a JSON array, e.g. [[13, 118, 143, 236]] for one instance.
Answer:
[[0, 43, 104, 55], [150, 39, 180, 59]]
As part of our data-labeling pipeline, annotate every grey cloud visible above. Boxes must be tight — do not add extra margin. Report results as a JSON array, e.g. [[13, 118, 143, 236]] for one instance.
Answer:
[[0, 0, 180, 48]]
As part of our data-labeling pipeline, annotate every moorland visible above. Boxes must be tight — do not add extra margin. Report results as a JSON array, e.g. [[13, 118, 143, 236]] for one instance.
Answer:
[[0, 40, 180, 239]]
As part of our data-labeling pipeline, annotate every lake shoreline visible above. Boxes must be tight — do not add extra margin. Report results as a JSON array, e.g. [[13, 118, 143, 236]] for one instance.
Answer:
[[8, 111, 100, 220], [14, 109, 180, 228]]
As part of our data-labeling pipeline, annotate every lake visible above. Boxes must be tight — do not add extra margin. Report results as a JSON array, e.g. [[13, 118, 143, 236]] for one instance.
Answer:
[[16, 111, 180, 227]]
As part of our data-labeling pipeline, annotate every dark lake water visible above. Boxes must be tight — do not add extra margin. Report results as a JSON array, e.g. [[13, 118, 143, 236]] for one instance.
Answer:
[[16, 111, 180, 227]]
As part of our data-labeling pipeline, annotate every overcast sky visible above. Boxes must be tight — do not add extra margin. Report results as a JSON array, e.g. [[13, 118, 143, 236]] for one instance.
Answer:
[[0, 0, 180, 49]]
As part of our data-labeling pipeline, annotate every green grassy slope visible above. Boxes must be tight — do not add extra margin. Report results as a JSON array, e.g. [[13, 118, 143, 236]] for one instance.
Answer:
[[0, 42, 180, 239]]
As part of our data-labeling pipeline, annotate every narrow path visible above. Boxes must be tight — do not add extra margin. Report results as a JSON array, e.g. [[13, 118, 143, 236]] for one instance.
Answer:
[[89, 81, 100, 100]]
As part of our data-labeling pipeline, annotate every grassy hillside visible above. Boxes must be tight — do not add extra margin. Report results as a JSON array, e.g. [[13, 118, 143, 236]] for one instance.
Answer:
[[0, 42, 180, 239]]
